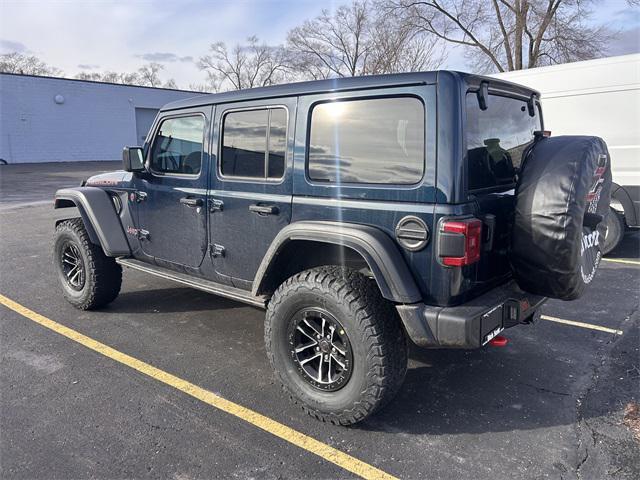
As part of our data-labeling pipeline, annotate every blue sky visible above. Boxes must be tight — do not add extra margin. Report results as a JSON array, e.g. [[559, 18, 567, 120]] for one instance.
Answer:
[[1, 0, 638, 88]]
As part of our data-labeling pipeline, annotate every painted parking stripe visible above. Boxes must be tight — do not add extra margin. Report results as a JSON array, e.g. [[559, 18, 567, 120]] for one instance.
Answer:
[[602, 258, 640, 266], [540, 315, 623, 335], [0, 294, 397, 480]]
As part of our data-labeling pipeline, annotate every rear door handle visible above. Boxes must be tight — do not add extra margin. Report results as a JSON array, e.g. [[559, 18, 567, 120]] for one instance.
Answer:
[[249, 204, 278, 216], [180, 197, 203, 207]]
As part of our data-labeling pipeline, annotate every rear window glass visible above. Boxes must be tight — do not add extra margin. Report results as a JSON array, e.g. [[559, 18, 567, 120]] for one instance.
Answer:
[[307, 97, 424, 184], [221, 108, 287, 180], [466, 93, 541, 191]]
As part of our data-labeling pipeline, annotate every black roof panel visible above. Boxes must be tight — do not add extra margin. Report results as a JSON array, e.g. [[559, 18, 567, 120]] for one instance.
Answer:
[[160, 70, 539, 111]]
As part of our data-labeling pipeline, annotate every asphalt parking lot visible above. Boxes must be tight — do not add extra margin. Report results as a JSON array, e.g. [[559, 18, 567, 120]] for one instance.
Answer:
[[1, 162, 639, 480]]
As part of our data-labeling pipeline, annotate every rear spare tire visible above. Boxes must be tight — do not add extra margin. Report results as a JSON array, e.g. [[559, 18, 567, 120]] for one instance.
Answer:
[[511, 136, 612, 300]]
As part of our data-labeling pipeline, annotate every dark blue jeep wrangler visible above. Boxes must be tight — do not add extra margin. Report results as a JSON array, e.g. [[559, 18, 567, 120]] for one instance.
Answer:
[[53, 71, 611, 424]]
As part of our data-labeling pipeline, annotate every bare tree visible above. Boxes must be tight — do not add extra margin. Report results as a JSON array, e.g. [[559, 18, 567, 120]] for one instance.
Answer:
[[287, 0, 444, 79], [0, 52, 62, 76], [163, 78, 178, 89], [101, 71, 140, 84], [386, 0, 613, 73], [75, 72, 103, 81], [189, 71, 222, 93], [137, 62, 164, 87], [368, 11, 447, 73], [198, 36, 289, 91], [287, 1, 372, 78]]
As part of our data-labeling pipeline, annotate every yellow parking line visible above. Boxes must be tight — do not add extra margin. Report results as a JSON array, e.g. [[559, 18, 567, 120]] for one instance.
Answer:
[[602, 258, 640, 266], [0, 294, 397, 480], [540, 315, 623, 335]]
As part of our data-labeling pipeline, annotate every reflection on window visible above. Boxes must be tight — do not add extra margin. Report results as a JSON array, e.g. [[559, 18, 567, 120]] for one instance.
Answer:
[[307, 97, 424, 184], [466, 93, 541, 191], [151, 116, 204, 175], [221, 108, 287, 180]]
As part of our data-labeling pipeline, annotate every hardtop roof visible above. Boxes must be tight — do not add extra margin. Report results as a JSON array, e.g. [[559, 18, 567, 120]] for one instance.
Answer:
[[161, 70, 538, 111]]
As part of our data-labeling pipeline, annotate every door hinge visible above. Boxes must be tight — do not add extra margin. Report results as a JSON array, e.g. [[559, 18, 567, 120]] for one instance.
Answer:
[[130, 191, 147, 203], [210, 244, 225, 258], [137, 229, 150, 241], [209, 198, 224, 212]]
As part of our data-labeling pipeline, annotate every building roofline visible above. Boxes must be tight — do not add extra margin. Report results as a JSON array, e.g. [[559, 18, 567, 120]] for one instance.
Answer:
[[0, 71, 205, 94]]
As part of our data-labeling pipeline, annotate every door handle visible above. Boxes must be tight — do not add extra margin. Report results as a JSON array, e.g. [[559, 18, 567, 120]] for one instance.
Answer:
[[249, 204, 278, 216], [180, 197, 204, 207]]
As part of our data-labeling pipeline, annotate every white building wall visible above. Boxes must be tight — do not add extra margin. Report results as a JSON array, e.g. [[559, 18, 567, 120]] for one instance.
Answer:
[[490, 54, 640, 188], [0, 74, 203, 163]]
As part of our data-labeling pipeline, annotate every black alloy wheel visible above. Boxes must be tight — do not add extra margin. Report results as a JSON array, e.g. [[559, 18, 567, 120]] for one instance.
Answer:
[[288, 307, 353, 392], [60, 241, 86, 290]]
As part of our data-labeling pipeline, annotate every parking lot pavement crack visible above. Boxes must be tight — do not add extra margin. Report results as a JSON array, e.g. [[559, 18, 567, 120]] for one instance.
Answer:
[[519, 382, 571, 397], [574, 310, 639, 479]]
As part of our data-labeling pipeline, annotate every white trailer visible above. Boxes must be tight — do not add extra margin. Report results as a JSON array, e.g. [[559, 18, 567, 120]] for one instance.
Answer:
[[491, 54, 640, 252]]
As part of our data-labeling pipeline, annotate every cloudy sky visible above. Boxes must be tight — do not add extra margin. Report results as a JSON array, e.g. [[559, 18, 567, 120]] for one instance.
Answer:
[[1, 0, 638, 89]]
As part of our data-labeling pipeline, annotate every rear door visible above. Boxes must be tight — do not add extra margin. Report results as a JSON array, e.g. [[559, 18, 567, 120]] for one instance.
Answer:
[[134, 107, 212, 268], [208, 99, 296, 288]]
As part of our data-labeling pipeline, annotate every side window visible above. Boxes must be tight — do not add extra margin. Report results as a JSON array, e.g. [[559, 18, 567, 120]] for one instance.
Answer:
[[221, 107, 287, 180], [307, 97, 424, 184], [150, 115, 204, 175]]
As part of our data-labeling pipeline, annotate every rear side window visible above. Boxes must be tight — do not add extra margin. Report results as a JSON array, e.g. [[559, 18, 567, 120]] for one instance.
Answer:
[[466, 93, 541, 191], [150, 115, 204, 175], [221, 108, 287, 180], [307, 97, 424, 184]]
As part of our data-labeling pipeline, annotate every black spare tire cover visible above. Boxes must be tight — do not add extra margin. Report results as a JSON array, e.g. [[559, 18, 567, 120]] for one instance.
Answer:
[[511, 136, 611, 300]]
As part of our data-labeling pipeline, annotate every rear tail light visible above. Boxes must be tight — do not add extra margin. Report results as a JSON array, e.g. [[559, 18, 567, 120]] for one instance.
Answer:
[[438, 218, 483, 266]]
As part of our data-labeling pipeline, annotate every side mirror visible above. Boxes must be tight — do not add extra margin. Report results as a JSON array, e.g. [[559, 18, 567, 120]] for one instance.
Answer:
[[122, 146, 145, 172]]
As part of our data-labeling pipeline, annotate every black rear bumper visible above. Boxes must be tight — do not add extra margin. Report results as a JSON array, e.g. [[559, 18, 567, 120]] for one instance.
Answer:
[[396, 281, 547, 349]]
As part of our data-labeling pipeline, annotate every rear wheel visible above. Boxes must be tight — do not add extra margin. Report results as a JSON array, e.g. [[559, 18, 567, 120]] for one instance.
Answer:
[[265, 266, 407, 425], [603, 208, 625, 255], [53, 218, 122, 310]]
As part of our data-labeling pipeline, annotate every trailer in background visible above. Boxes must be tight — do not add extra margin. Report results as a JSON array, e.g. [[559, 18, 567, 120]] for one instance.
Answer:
[[491, 54, 640, 253]]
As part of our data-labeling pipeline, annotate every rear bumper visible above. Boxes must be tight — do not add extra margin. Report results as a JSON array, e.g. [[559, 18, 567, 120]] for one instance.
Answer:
[[396, 281, 547, 349]]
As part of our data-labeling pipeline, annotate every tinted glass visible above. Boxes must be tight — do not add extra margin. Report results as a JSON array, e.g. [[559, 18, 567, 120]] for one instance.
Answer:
[[221, 108, 287, 180], [221, 109, 268, 178], [308, 97, 424, 184], [466, 93, 541, 191], [150, 116, 204, 175], [268, 108, 287, 179]]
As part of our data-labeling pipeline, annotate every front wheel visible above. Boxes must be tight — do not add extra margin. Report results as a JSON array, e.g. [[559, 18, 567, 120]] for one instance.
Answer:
[[53, 218, 122, 310], [265, 266, 407, 425], [602, 208, 625, 255]]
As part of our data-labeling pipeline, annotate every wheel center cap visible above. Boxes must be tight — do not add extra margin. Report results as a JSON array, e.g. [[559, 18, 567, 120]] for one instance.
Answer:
[[319, 339, 331, 353]]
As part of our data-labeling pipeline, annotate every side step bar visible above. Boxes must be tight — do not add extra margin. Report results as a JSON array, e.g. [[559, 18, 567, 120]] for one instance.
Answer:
[[116, 258, 267, 309]]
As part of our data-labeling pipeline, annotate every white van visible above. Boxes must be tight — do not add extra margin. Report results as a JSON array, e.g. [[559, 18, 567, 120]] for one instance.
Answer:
[[492, 54, 640, 253]]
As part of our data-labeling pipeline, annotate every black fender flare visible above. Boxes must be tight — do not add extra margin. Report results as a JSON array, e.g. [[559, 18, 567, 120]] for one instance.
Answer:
[[54, 187, 131, 257], [252, 221, 422, 304]]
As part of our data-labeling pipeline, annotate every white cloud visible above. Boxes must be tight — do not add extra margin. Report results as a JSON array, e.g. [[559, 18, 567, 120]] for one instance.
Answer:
[[0, 0, 325, 87]]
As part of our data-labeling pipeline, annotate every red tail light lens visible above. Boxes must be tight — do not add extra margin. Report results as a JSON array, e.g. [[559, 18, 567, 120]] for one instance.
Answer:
[[440, 218, 483, 266]]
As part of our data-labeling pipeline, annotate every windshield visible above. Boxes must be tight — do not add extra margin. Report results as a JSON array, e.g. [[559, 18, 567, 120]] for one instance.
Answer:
[[465, 93, 541, 192]]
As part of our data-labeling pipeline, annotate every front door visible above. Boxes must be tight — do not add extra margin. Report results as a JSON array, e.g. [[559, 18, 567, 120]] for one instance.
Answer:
[[209, 99, 296, 287], [134, 107, 212, 269]]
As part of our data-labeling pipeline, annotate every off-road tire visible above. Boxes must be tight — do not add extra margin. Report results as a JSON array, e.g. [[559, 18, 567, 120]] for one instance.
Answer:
[[53, 218, 122, 310], [603, 208, 625, 255], [265, 266, 408, 425]]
